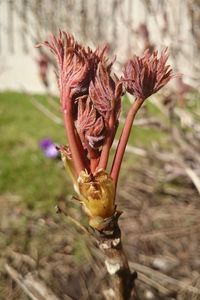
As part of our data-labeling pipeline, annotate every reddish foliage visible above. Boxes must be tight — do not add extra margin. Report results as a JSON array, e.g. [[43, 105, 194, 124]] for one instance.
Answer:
[[123, 49, 173, 100], [38, 31, 173, 182]]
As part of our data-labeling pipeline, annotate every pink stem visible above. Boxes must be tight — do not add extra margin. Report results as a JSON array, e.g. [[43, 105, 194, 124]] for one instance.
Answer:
[[110, 98, 143, 185], [98, 115, 115, 170], [63, 103, 86, 176]]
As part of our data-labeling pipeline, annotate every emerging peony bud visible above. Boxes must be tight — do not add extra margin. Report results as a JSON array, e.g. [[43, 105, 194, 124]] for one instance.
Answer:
[[38, 31, 173, 231]]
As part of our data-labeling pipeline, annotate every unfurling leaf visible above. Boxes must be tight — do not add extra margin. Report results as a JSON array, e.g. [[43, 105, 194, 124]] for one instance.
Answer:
[[123, 48, 173, 100], [89, 63, 121, 120]]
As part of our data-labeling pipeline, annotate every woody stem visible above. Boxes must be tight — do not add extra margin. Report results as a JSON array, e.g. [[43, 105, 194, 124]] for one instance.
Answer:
[[97, 221, 137, 299], [111, 98, 143, 184]]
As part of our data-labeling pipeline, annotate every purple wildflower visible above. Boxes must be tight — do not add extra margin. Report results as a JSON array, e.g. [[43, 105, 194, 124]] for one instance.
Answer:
[[40, 138, 59, 159]]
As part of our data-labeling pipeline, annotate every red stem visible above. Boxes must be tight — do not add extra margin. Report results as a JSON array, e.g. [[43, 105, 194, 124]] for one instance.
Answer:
[[111, 98, 143, 185], [63, 104, 86, 176], [90, 156, 100, 174], [98, 114, 115, 170], [75, 131, 90, 172], [85, 142, 100, 174]]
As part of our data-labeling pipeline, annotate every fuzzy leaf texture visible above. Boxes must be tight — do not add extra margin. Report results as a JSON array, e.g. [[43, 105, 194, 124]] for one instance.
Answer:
[[123, 48, 173, 100]]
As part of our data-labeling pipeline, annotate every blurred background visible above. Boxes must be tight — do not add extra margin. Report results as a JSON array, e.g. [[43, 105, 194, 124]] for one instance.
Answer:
[[0, 1, 200, 299]]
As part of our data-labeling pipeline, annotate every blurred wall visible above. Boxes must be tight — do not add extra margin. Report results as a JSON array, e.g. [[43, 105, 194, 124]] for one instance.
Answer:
[[0, 0, 199, 93]]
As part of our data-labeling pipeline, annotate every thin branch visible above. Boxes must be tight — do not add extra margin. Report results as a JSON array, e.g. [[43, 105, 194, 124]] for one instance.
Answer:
[[5, 264, 63, 300], [129, 262, 200, 295], [183, 166, 200, 195], [138, 272, 170, 295], [112, 140, 147, 157], [56, 203, 89, 235], [28, 93, 63, 125]]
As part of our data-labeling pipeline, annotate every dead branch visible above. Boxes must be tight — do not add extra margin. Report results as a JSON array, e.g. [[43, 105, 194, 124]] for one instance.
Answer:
[[5, 264, 64, 300], [129, 262, 200, 296]]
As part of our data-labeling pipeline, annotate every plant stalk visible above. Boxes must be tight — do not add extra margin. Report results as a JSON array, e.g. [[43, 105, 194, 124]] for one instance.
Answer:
[[96, 221, 137, 299], [63, 105, 86, 175], [111, 98, 143, 184]]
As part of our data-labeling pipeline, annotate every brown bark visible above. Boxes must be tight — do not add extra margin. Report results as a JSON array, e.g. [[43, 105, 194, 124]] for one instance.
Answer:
[[92, 215, 137, 299]]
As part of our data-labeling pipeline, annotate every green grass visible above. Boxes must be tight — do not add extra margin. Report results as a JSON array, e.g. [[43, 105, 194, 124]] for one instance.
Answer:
[[0, 91, 72, 211], [116, 123, 167, 148], [118, 95, 169, 148]]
